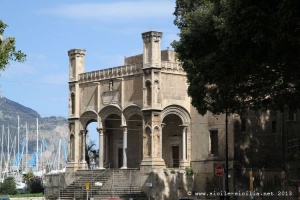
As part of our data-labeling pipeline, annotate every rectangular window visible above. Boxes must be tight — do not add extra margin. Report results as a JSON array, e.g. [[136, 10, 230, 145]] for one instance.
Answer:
[[271, 121, 277, 134], [210, 130, 218, 155]]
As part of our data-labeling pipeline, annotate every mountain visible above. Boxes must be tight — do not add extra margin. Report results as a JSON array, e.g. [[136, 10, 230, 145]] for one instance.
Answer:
[[0, 96, 68, 169]]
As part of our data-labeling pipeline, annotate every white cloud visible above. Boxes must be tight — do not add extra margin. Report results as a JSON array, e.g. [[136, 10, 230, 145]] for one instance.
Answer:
[[39, 1, 175, 22]]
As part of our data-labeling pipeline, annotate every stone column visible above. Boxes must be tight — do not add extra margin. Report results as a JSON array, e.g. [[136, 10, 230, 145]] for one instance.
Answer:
[[160, 123, 165, 159], [121, 126, 128, 169], [97, 128, 104, 169], [180, 126, 189, 168], [80, 130, 87, 162], [182, 126, 187, 161]]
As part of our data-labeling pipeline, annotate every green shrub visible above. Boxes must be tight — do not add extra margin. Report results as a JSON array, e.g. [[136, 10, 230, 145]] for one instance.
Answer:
[[185, 167, 194, 175], [0, 177, 18, 195]]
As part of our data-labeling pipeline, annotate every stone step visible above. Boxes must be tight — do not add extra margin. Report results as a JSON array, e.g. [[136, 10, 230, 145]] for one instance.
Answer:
[[59, 169, 147, 200]]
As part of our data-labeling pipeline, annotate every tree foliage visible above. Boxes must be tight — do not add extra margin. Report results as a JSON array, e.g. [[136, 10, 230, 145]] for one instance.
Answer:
[[85, 140, 98, 168], [0, 176, 18, 195], [27, 177, 44, 194], [172, 0, 300, 115], [0, 20, 26, 71]]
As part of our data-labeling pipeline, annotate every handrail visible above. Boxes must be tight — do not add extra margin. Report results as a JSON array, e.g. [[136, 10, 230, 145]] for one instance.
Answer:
[[85, 163, 111, 198]]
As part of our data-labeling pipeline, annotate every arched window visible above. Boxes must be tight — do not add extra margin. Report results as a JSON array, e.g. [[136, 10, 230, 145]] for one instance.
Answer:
[[70, 134, 75, 161], [146, 81, 151, 106], [71, 93, 75, 115]]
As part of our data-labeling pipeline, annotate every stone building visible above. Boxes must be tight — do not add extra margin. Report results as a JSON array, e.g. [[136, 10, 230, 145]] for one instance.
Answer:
[[66, 30, 300, 198]]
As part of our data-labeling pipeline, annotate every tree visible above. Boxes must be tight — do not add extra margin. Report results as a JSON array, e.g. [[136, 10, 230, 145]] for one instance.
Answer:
[[85, 140, 98, 168], [0, 20, 26, 71], [0, 176, 18, 195], [172, 0, 300, 115], [27, 177, 44, 194]]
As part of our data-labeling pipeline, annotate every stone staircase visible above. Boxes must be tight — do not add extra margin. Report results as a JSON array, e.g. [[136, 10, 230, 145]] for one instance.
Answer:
[[59, 169, 148, 200]]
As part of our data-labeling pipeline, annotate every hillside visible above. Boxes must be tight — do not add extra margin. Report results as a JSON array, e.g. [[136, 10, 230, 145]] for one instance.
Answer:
[[0, 96, 68, 170]]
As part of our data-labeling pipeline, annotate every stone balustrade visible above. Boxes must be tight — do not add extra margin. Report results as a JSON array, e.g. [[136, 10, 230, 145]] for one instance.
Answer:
[[78, 61, 184, 83], [78, 63, 143, 83]]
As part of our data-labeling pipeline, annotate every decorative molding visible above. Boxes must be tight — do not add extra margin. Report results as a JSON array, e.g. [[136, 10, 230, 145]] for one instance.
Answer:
[[161, 61, 185, 74], [161, 105, 191, 125], [102, 91, 120, 105], [142, 31, 162, 43], [78, 63, 142, 83]]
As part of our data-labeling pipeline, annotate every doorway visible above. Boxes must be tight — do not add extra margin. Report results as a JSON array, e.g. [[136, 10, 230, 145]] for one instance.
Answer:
[[172, 146, 179, 168]]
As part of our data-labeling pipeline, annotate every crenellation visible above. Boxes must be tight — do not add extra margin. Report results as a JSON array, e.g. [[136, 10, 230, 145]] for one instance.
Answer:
[[78, 63, 143, 83]]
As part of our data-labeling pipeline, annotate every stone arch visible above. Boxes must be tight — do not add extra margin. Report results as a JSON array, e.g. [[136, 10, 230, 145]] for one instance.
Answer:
[[161, 105, 191, 125], [79, 110, 98, 129], [124, 105, 143, 168], [123, 104, 143, 120], [99, 105, 122, 120], [99, 105, 122, 168], [161, 105, 191, 168]]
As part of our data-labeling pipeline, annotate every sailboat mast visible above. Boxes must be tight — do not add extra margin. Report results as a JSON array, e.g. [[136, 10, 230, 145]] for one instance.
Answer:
[[36, 118, 39, 172], [0, 125, 4, 182], [25, 123, 28, 172], [17, 115, 20, 174], [13, 136, 16, 172], [58, 139, 61, 171], [7, 126, 10, 172]]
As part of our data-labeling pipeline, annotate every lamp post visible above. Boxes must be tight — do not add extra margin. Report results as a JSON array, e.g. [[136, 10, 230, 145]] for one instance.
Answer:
[[225, 110, 230, 200]]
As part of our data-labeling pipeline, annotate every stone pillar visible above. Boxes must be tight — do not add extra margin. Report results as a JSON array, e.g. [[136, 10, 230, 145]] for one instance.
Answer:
[[180, 126, 189, 168], [80, 130, 87, 162], [160, 123, 165, 159], [97, 128, 104, 169], [182, 126, 187, 161], [121, 126, 128, 169]]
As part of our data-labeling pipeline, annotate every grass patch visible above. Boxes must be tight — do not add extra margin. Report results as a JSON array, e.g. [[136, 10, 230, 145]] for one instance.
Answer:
[[7, 193, 44, 198]]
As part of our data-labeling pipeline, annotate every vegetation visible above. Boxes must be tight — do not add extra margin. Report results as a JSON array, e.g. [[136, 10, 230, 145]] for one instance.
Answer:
[[85, 140, 99, 168], [172, 0, 300, 115], [184, 167, 194, 175], [0, 177, 18, 195], [23, 172, 44, 194], [0, 20, 26, 71], [9, 192, 44, 198]]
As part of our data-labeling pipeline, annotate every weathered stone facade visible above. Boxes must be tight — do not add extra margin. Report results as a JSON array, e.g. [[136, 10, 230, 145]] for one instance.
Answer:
[[66, 31, 300, 199]]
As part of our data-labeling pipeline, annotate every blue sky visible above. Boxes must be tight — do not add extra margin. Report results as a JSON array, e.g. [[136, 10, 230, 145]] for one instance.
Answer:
[[1, 0, 179, 118]]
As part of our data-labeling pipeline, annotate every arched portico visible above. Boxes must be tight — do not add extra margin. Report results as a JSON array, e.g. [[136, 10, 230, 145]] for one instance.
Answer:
[[161, 105, 191, 168], [77, 111, 98, 166]]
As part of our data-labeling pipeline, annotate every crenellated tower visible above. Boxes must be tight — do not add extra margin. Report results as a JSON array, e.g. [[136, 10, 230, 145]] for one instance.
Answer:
[[141, 31, 165, 170], [67, 49, 87, 171]]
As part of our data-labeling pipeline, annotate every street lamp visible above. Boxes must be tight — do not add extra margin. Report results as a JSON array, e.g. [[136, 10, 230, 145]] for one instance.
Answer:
[[225, 110, 230, 200]]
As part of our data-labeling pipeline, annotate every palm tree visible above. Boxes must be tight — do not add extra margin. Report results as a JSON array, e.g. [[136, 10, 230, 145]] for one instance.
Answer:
[[85, 140, 99, 168]]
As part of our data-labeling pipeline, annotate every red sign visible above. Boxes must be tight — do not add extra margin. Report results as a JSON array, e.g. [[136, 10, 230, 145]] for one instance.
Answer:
[[215, 165, 224, 176]]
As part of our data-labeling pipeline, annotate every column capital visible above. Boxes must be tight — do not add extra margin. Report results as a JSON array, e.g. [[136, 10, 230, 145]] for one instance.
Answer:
[[179, 125, 188, 131], [80, 129, 88, 135], [96, 128, 104, 135], [161, 123, 166, 129]]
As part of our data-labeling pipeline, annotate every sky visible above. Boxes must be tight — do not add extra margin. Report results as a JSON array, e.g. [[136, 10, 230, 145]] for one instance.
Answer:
[[1, 0, 179, 119]]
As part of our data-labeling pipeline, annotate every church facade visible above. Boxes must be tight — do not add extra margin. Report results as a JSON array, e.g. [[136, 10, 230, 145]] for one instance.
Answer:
[[67, 30, 229, 173], [66, 31, 300, 198]]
